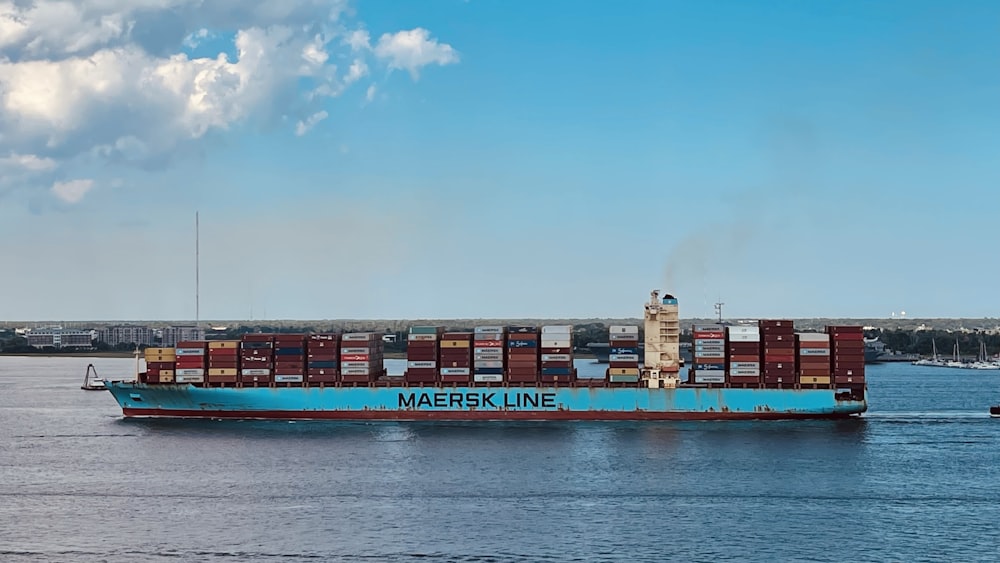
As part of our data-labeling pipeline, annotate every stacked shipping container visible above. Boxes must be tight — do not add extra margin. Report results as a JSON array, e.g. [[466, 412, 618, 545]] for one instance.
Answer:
[[760, 320, 796, 387], [440, 332, 473, 383], [144, 347, 176, 383], [274, 334, 306, 384], [540, 325, 574, 383], [797, 333, 832, 386], [341, 332, 383, 383], [691, 324, 725, 385], [507, 326, 539, 383], [207, 341, 239, 384], [240, 334, 274, 385], [829, 326, 865, 388], [175, 340, 207, 384], [307, 333, 340, 384], [406, 326, 442, 384], [727, 326, 762, 385], [607, 325, 640, 383], [473, 326, 505, 383]]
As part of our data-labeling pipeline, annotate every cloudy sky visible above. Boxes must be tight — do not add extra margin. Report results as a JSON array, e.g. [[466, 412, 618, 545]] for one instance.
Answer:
[[1, 0, 998, 321]]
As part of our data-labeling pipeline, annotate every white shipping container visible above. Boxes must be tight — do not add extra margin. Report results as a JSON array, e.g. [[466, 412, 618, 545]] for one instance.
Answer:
[[474, 326, 504, 333], [542, 354, 572, 362], [408, 334, 438, 342], [797, 333, 830, 342], [274, 374, 303, 383], [693, 324, 724, 332], [175, 374, 205, 383], [441, 368, 470, 376], [728, 334, 761, 342], [609, 334, 640, 342], [175, 348, 206, 356], [342, 368, 372, 375], [541, 325, 573, 334], [474, 360, 504, 368], [727, 326, 760, 335], [799, 348, 831, 356], [694, 338, 726, 346], [175, 368, 204, 376], [609, 354, 639, 362], [341, 361, 371, 369], [473, 335, 504, 342], [474, 353, 503, 361], [695, 345, 725, 353], [342, 333, 375, 341], [609, 325, 640, 334], [693, 374, 726, 383], [341, 347, 371, 355], [730, 361, 761, 370], [241, 368, 271, 376], [540, 339, 571, 348], [474, 347, 504, 355], [730, 368, 760, 376], [474, 373, 504, 383], [695, 351, 725, 358], [407, 361, 436, 368]]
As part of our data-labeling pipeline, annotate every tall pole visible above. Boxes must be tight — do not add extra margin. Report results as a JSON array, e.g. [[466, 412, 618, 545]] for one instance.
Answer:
[[196, 211, 200, 330]]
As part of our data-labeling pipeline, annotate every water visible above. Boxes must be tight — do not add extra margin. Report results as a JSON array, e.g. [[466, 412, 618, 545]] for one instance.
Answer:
[[1, 357, 998, 562]]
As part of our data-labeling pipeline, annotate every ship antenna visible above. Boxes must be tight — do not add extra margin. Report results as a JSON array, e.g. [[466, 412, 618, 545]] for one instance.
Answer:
[[714, 300, 724, 323]]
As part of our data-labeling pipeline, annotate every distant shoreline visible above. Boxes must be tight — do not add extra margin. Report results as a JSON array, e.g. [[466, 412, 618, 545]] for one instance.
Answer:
[[0, 351, 138, 358]]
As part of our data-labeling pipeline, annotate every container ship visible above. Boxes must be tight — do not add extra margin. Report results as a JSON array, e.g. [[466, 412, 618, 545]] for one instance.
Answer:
[[104, 291, 868, 420]]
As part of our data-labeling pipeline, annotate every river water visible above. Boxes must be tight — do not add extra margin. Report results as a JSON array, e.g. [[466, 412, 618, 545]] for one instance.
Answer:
[[0, 357, 998, 562]]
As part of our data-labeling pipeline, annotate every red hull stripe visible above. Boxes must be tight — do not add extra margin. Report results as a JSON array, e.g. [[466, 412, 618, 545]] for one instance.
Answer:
[[122, 407, 854, 421]]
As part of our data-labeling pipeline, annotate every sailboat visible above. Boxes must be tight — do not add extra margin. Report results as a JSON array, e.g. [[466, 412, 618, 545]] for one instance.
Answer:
[[968, 341, 1000, 370], [912, 338, 948, 367]]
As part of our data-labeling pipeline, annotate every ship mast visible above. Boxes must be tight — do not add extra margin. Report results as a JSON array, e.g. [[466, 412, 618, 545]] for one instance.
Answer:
[[714, 300, 724, 323], [195, 211, 200, 331]]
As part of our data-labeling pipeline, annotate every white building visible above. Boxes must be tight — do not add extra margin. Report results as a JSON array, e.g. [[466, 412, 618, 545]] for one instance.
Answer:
[[26, 328, 94, 349], [97, 325, 155, 347], [160, 326, 206, 346]]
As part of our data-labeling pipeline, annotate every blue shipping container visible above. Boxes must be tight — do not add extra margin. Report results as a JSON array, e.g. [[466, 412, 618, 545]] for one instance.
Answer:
[[508, 340, 537, 348], [694, 363, 725, 371], [308, 361, 337, 369], [610, 347, 638, 355], [541, 367, 573, 375], [275, 347, 304, 355], [473, 367, 504, 375]]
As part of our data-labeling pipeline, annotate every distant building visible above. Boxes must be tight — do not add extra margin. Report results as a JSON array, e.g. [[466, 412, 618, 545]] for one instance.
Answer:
[[26, 328, 94, 349], [97, 325, 155, 347], [160, 326, 206, 346]]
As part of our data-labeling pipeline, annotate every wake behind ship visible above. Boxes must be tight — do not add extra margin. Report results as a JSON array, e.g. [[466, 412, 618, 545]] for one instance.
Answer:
[[105, 291, 868, 420]]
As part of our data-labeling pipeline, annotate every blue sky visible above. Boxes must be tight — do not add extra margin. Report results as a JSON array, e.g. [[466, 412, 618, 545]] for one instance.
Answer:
[[1, 0, 998, 321]]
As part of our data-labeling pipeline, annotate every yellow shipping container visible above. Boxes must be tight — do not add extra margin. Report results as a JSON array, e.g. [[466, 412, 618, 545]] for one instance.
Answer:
[[440, 340, 471, 348], [157, 374, 175, 383], [608, 368, 640, 376], [208, 341, 240, 350], [208, 368, 238, 376], [159, 369, 175, 377], [144, 347, 176, 357], [144, 355, 176, 363], [800, 376, 831, 385]]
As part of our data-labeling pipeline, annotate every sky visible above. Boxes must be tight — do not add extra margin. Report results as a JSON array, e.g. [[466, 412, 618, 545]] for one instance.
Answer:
[[1, 0, 998, 321]]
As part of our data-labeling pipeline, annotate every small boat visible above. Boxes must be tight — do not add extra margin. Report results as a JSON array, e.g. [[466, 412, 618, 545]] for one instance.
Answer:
[[990, 406, 1000, 418], [81, 363, 107, 391]]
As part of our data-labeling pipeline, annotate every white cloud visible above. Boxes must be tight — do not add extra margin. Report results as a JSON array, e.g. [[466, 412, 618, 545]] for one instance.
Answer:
[[295, 110, 329, 136], [51, 179, 94, 203], [343, 29, 370, 52], [374, 28, 459, 79], [0, 153, 57, 171], [365, 84, 377, 103], [0, 1, 457, 205]]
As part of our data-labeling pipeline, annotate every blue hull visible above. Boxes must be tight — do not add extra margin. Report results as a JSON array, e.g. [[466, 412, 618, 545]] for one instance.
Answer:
[[105, 382, 867, 420]]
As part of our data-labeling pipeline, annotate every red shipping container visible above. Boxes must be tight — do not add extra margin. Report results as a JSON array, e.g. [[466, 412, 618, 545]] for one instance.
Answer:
[[507, 373, 538, 382], [693, 331, 724, 339], [729, 375, 761, 385], [145, 361, 175, 370], [240, 360, 272, 369], [727, 354, 761, 363], [207, 374, 238, 384], [763, 334, 796, 343], [342, 354, 370, 362], [508, 333, 538, 341], [441, 375, 471, 383], [834, 375, 865, 384], [307, 373, 339, 383], [240, 374, 272, 384], [208, 360, 239, 369], [341, 374, 373, 383], [308, 352, 338, 361], [308, 333, 340, 341], [474, 340, 504, 347]]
